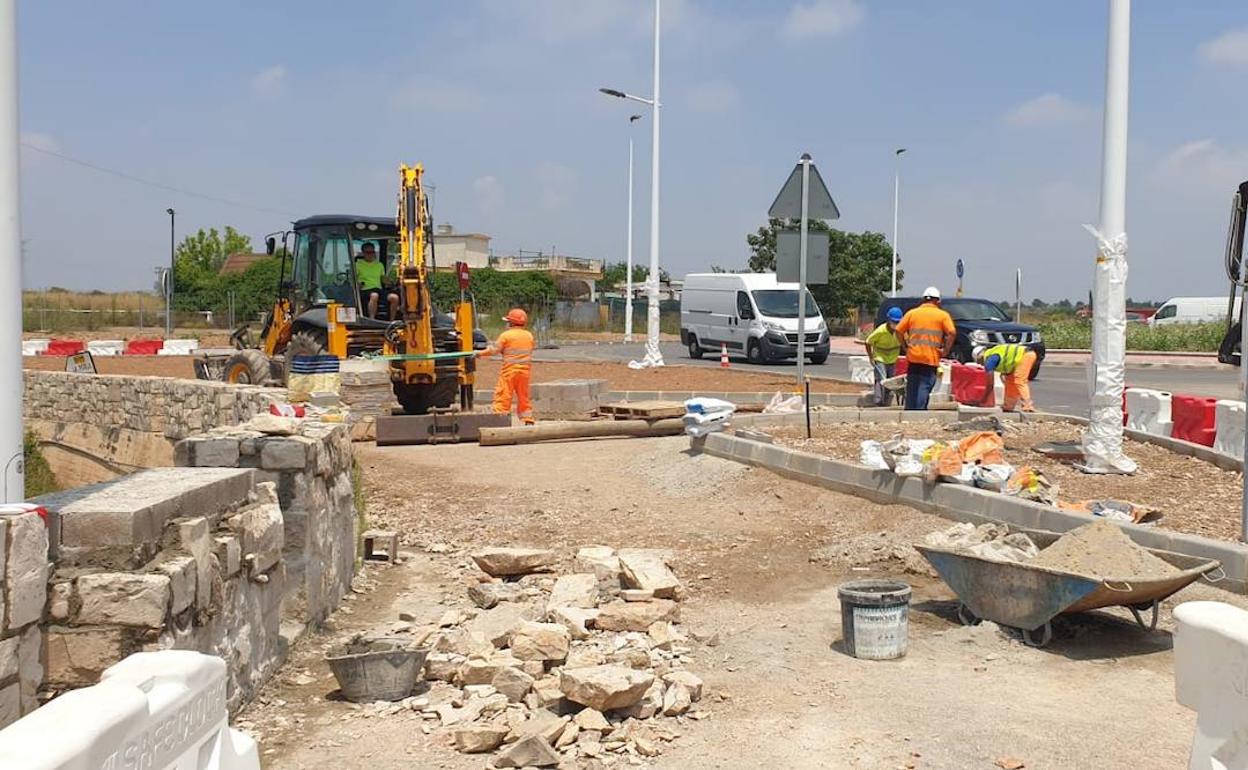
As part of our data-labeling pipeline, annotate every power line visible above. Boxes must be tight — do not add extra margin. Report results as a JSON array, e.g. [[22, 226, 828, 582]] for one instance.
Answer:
[[20, 141, 299, 218]]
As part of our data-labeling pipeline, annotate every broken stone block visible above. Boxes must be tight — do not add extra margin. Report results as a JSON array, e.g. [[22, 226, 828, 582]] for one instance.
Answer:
[[548, 573, 599, 610], [615, 679, 664, 720], [663, 671, 704, 701], [157, 556, 197, 615], [232, 503, 284, 575], [573, 708, 611, 732], [465, 604, 528, 648], [76, 573, 171, 628], [248, 414, 298, 436], [47, 582, 71, 622], [470, 547, 557, 577], [575, 546, 621, 583], [492, 665, 535, 703], [594, 600, 678, 633], [609, 648, 650, 670], [214, 535, 242, 578], [424, 653, 464, 682], [531, 676, 565, 709], [548, 606, 598, 641], [4, 512, 48, 629], [617, 549, 681, 599], [662, 682, 692, 716], [178, 436, 240, 467], [509, 622, 570, 663], [458, 654, 521, 686], [467, 582, 526, 609], [647, 621, 675, 650], [0, 636, 17, 680], [559, 665, 654, 712], [520, 659, 545, 678], [431, 627, 492, 657], [620, 589, 655, 602], [495, 734, 561, 768], [566, 647, 607, 669], [555, 721, 580, 749], [44, 628, 129, 688], [517, 710, 567, 744], [453, 724, 508, 754]]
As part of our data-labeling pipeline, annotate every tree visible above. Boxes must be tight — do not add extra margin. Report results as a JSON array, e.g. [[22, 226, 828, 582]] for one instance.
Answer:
[[175, 226, 252, 273], [601, 261, 649, 291], [746, 218, 899, 316]]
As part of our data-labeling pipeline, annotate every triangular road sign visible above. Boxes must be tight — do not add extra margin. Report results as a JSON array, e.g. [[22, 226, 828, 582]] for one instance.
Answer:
[[769, 159, 840, 220]]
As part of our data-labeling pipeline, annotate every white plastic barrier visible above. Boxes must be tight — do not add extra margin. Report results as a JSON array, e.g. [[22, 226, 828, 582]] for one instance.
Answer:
[[1174, 601, 1248, 770], [932, 361, 952, 397], [1125, 387, 1173, 437], [0, 650, 259, 770], [158, 339, 199, 355], [21, 339, 49, 356], [849, 355, 873, 384], [1214, 400, 1246, 460], [86, 339, 124, 357]]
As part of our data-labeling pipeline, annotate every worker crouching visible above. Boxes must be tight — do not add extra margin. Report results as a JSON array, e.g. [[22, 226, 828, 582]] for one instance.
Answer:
[[483, 308, 536, 425], [974, 343, 1037, 412]]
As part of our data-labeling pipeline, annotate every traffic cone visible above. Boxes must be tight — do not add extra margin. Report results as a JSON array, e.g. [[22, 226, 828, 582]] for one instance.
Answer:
[[720, 344, 730, 368]]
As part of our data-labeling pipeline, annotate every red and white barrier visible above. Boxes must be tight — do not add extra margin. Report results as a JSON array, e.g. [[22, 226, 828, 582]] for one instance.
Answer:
[[0, 650, 258, 770], [1172, 394, 1218, 448], [85, 340, 124, 357], [20, 339, 48, 356], [159, 339, 199, 355], [1124, 388, 1172, 437], [124, 338, 165, 355], [1214, 400, 1246, 460], [21, 337, 204, 356], [1174, 601, 1248, 770], [42, 339, 85, 356], [950, 361, 995, 407]]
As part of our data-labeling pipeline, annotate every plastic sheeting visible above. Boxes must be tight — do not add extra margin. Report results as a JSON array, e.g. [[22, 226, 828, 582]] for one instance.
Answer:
[[630, 279, 666, 369], [1080, 227, 1137, 474], [849, 355, 874, 384]]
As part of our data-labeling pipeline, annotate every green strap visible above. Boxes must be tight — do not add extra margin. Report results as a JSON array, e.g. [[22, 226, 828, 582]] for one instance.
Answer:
[[363, 351, 476, 361]]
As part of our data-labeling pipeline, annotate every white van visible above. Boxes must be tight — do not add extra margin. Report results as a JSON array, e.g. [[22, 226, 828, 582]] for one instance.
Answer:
[[680, 273, 829, 364], [1151, 296, 1239, 326]]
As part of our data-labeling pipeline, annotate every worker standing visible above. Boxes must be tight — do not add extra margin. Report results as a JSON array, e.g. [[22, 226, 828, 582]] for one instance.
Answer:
[[864, 307, 904, 406], [482, 308, 536, 425], [974, 343, 1037, 412], [894, 287, 956, 411]]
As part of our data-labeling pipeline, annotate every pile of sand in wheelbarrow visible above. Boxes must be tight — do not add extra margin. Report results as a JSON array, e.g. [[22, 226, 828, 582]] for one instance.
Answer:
[[1030, 520, 1179, 579]]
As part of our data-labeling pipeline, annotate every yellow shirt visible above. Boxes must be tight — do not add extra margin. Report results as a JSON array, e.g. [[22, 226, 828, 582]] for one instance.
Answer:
[[864, 323, 901, 365], [356, 259, 384, 290]]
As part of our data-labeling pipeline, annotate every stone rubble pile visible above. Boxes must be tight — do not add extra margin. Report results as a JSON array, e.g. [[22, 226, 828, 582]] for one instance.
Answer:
[[356, 545, 708, 768]]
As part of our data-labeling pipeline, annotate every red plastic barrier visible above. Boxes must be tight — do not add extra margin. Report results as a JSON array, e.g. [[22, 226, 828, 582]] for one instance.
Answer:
[[42, 339, 85, 356], [950, 362, 995, 407], [1171, 394, 1217, 446], [124, 338, 164, 355], [894, 358, 909, 377]]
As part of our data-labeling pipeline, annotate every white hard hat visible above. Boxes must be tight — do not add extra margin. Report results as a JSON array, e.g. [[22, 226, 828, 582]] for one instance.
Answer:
[[922, 286, 941, 300], [972, 345, 987, 362]]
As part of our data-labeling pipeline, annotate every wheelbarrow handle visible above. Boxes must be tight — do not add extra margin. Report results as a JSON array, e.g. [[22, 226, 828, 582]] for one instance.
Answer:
[[1202, 566, 1228, 583], [1102, 580, 1133, 593]]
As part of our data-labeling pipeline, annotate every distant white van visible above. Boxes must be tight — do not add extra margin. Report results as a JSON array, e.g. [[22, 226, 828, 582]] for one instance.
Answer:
[[1151, 296, 1240, 326], [680, 273, 829, 364]]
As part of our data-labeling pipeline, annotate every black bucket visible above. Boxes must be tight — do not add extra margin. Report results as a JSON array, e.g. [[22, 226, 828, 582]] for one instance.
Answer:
[[838, 579, 911, 660]]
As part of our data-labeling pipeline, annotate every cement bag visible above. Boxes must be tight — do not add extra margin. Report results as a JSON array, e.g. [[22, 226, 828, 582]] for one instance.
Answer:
[[972, 463, 1014, 492], [940, 463, 976, 486], [894, 455, 925, 477], [763, 392, 804, 415], [685, 397, 735, 415], [684, 409, 731, 437], [960, 431, 1005, 465], [860, 440, 888, 470], [1004, 467, 1057, 505], [288, 355, 341, 404]]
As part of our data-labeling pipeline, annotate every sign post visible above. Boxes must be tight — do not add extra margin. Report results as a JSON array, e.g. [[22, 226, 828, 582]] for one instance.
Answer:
[[769, 153, 840, 402], [956, 258, 964, 297], [1015, 268, 1022, 322]]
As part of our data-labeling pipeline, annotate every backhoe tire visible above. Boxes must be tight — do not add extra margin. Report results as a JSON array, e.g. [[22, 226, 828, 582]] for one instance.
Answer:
[[393, 378, 458, 415], [283, 329, 330, 385], [223, 350, 273, 386]]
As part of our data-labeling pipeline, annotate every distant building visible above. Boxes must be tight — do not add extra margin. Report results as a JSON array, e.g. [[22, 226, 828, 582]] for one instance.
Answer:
[[432, 224, 491, 269], [218, 252, 269, 276]]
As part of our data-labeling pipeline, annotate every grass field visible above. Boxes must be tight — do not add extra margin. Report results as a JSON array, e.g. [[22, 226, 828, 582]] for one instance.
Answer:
[[1037, 319, 1226, 352]]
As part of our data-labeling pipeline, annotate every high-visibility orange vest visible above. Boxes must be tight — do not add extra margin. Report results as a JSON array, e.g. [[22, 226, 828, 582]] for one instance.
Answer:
[[494, 328, 535, 372], [896, 303, 956, 366]]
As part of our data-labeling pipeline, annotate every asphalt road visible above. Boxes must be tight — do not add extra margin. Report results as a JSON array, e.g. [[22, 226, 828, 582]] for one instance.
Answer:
[[538, 341, 1245, 416]]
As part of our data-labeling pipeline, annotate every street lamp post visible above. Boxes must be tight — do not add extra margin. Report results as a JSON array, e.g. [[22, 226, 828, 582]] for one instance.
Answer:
[[600, 0, 664, 367], [0, 0, 23, 501], [625, 114, 642, 342], [165, 208, 175, 337], [891, 148, 906, 297]]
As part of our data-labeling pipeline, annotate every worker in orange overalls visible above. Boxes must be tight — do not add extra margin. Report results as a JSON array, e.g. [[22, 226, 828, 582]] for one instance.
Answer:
[[482, 308, 536, 424]]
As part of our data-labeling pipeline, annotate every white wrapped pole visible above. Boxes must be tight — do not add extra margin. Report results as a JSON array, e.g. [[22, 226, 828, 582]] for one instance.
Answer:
[[1081, 0, 1137, 474], [637, 0, 665, 369]]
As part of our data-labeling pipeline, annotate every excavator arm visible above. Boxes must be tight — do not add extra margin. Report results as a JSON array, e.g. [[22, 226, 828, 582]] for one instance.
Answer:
[[1218, 181, 1248, 366]]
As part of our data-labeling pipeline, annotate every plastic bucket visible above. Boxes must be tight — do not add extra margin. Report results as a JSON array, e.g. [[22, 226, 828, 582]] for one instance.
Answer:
[[838, 579, 911, 660], [326, 637, 428, 702]]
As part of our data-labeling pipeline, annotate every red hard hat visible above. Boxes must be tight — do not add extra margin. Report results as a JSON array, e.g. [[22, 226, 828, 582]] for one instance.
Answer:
[[504, 308, 528, 326]]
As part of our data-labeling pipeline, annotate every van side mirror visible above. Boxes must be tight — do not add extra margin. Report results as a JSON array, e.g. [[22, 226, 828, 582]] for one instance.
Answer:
[[265, 236, 277, 255], [740, 307, 754, 320]]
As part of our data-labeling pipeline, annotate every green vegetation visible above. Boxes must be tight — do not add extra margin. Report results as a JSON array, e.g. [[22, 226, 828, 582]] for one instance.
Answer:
[[175, 226, 253, 274], [1037, 319, 1226, 352], [746, 218, 899, 316], [23, 431, 57, 498]]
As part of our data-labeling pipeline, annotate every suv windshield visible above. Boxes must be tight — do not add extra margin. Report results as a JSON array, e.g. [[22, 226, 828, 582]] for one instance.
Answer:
[[751, 289, 819, 318], [943, 299, 1010, 322]]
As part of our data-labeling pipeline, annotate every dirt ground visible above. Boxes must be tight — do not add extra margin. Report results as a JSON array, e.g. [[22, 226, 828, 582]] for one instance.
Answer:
[[770, 420, 1245, 543], [236, 435, 1230, 769], [22, 354, 198, 378]]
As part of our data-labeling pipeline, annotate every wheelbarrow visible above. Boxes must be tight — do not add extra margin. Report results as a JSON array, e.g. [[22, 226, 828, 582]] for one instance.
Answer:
[[914, 529, 1223, 647]]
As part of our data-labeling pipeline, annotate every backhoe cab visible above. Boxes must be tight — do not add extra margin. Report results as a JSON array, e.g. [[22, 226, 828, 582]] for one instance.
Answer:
[[1217, 180, 1248, 366], [219, 164, 482, 415]]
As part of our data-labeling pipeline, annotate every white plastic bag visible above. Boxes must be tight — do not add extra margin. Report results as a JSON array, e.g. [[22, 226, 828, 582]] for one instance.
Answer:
[[860, 440, 888, 470], [894, 456, 925, 477], [763, 391, 804, 415], [972, 463, 1014, 492], [685, 397, 736, 415]]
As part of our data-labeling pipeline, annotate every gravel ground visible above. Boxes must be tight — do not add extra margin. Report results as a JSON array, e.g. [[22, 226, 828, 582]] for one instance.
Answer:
[[475, 360, 860, 394], [771, 420, 1245, 542], [235, 436, 1226, 770]]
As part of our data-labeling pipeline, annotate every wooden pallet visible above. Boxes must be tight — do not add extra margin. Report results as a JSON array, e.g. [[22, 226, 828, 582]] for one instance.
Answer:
[[598, 400, 687, 420]]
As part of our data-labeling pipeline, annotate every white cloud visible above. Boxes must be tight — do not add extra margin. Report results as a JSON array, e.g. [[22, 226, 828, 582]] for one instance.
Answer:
[[687, 80, 741, 114], [782, 0, 864, 40], [473, 175, 505, 219], [1004, 93, 1094, 127], [535, 163, 577, 212], [391, 75, 484, 113], [19, 132, 59, 154], [1155, 139, 1248, 195], [249, 65, 287, 96], [1199, 27, 1248, 67]]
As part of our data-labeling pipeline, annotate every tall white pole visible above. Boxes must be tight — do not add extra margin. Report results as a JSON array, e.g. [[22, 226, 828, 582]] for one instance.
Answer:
[[891, 155, 900, 297], [625, 135, 634, 342], [641, 0, 664, 367], [0, 0, 24, 501], [1082, 0, 1136, 474]]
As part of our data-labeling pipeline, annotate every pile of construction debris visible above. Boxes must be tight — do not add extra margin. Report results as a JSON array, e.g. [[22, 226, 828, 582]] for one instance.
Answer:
[[356, 545, 708, 767]]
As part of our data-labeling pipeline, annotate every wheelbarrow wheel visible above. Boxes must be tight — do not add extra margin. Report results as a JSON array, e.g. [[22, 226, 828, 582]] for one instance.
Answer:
[[1021, 622, 1052, 648], [1129, 600, 1160, 632], [957, 603, 981, 627]]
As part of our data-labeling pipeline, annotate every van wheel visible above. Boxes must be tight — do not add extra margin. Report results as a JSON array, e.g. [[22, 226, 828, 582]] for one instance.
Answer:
[[688, 336, 704, 359], [747, 339, 765, 364]]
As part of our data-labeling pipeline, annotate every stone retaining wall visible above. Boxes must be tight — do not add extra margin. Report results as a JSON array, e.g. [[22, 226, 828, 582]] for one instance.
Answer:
[[0, 509, 49, 727]]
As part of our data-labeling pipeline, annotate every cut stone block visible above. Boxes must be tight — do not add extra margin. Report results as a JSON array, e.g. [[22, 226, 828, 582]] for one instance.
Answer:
[[76, 573, 171, 628], [4, 512, 48, 630]]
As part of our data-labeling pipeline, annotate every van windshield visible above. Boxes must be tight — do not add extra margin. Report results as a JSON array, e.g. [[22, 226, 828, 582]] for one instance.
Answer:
[[751, 290, 819, 318]]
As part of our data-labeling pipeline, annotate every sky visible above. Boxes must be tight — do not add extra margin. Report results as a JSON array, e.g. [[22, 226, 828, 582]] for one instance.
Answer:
[[15, 1, 1248, 302]]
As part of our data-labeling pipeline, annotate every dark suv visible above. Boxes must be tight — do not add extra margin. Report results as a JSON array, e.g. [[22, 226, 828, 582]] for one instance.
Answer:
[[876, 297, 1045, 379]]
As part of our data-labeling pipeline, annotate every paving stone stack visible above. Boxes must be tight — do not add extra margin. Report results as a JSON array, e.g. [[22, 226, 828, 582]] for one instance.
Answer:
[[338, 359, 399, 441], [530, 379, 608, 421], [0, 509, 49, 728]]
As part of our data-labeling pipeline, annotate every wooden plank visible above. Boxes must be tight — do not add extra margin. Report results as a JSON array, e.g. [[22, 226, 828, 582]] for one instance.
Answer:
[[480, 418, 685, 446], [598, 400, 686, 419]]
